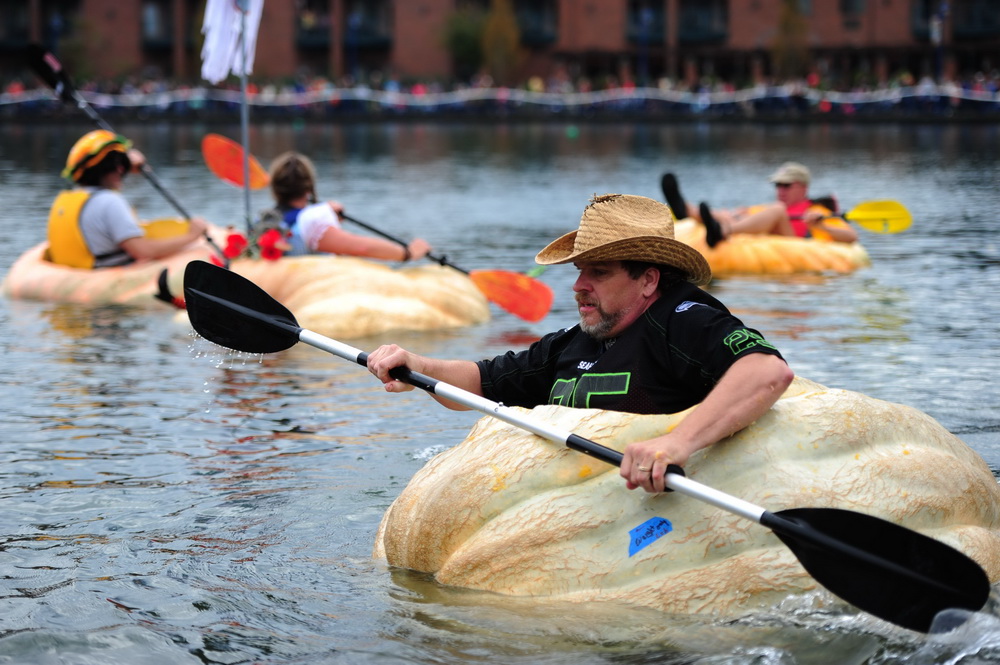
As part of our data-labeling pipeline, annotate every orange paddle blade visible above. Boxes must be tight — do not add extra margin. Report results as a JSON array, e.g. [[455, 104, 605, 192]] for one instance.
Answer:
[[201, 133, 270, 190], [469, 270, 554, 322]]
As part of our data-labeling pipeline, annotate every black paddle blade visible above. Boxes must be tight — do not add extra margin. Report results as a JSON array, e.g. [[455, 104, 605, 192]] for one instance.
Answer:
[[25, 44, 76, 103], [763, 508, 991, 633], [183, 260, 302, 354]]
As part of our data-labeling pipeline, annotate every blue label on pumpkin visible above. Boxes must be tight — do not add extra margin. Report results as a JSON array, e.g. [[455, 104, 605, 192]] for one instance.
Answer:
[[628, 517, 673, 557]]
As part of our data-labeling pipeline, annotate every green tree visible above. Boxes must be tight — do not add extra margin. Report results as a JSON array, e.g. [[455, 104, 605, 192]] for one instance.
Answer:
[[771, 0, 810, 80], [481, 0, 522, 86], [441, 6, 487, 81]]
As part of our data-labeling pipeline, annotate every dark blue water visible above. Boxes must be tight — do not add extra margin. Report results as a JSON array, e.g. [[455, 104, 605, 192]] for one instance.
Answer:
[[1, 121, 999, 664]]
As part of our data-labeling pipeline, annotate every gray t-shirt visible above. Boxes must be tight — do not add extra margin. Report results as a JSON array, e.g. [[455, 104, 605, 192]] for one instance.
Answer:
[[79, 188, 143, 267]]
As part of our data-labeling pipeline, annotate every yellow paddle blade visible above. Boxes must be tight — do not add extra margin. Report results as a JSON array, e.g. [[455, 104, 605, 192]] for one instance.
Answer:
[[469, 270, 554, 322], [141, 218, 190, 238], [843, 200, 912, 234], [201, 133, 270, 190]]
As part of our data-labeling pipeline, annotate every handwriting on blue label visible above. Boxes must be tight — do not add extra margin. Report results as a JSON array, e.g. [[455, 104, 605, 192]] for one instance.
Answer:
[[628, 517, 673, 557]]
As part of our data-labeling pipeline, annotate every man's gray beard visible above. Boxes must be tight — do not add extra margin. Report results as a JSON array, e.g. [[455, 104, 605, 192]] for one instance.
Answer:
[[580, 307, 624, 340]]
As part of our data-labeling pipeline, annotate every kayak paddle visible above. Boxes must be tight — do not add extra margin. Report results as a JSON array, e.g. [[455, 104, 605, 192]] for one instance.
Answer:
[[200, 133, 554, 322], [24, 43, 229, 269], [837, 199, 912, 234], [202, 133, 271, 191], [183, 259, 991, 633]]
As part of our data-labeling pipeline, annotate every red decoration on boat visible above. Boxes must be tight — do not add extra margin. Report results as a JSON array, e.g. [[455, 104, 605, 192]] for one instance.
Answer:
[[223, 231, 248, 258], [258, 228, 288, 261]]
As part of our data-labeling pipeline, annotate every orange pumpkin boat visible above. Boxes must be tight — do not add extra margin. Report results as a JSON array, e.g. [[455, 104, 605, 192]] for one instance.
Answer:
[[674, 219, 871, 276]]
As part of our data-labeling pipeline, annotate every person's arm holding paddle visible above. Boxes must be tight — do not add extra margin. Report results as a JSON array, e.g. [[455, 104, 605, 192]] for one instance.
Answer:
[[804, 209, 859, 243], [620, 352, 792, 494], [314, 222, 430, 261], [370, 338, 793, 488], [367, 344, 482, 410], [121, 218, 209, 261]]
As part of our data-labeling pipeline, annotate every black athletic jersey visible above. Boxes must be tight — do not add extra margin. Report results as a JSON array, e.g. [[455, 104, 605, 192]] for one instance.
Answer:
[[476, 281, 784, 415]]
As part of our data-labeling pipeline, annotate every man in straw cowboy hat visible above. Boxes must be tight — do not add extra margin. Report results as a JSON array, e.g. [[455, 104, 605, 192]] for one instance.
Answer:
[[367, 194, 793, 494]]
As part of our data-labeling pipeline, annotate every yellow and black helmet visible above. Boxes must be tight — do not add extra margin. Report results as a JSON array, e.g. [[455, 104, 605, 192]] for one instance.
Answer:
[[62, 129, 132, 182]]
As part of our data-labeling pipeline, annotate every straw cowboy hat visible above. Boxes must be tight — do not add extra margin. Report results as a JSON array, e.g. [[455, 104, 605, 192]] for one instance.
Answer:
[[535, 193, 712, 286]]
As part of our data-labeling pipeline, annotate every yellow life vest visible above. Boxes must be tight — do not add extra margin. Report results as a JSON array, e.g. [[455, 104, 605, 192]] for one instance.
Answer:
[[46, 190, 192, 269], [47, 190, 95, 268]]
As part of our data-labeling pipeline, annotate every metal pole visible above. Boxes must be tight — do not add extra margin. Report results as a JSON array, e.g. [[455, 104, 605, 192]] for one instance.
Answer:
[[237, 0, 252, 233]]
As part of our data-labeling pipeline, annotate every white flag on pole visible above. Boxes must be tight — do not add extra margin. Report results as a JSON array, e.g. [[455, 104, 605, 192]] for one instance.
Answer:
[[201, 0, 264, 84]]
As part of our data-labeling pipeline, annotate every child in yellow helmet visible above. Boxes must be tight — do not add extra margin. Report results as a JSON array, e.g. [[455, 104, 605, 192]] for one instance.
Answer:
[[47, 130, 209, 268]]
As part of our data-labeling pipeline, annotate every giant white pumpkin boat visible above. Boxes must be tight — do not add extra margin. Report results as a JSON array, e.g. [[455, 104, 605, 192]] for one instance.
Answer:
[[1, 223, 492, 338], [373, 377, 1000, 620]]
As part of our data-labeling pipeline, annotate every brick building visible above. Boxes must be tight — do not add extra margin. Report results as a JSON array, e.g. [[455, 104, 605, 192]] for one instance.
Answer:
[[3, 0, 999, 87]]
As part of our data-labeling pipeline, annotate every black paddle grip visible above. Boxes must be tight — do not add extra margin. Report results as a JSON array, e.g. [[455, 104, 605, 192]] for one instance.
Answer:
[[388, 366, 438, 393], [565, 433, 684, 490], [356, 351, 440, 395]]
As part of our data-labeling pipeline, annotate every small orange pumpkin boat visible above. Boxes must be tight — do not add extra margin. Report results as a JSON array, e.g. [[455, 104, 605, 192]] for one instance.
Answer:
[[674, 219, 871, 276], [672, 200, 911, 277]]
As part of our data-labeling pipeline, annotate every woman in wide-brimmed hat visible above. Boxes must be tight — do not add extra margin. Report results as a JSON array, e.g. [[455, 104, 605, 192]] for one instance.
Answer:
[[366, 193, 794, 494]]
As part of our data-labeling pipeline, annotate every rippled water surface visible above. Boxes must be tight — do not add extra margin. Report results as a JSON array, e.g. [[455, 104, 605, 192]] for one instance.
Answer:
[[1, 121, 999, 664]]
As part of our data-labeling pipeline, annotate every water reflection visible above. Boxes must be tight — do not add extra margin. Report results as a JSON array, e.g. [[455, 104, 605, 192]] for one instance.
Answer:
[[2, 121, 1000, 663], [383, 567, 928, 665]]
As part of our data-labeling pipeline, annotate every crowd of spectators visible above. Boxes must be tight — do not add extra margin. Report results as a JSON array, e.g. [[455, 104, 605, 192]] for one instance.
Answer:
[[2, 67, 998, 121]]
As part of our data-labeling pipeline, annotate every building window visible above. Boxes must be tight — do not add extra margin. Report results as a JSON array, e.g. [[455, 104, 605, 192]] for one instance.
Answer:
[[952, 0, 1000, 39], [514, 0, 557, 47], [343, 0, 392, 48], [297, 0, 331, 48], [678, 0, 728, 44], [627, 0, 665, 45], [142, 0, 173, 48], [840, 0, 864, 29], [0, 0, 32, 47]]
